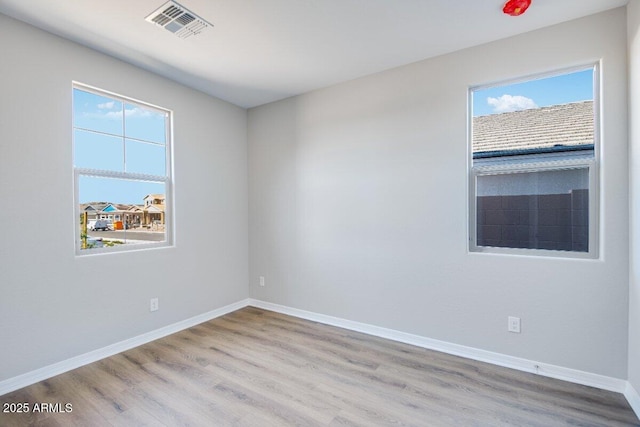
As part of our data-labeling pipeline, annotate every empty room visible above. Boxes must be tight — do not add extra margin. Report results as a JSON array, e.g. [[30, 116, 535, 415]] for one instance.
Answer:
[[1, 0, 640, 425]]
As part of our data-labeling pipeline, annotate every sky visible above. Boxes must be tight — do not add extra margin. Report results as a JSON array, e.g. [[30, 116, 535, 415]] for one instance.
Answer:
[[74, 88, 169, 205], [472, 68, 594, 117]]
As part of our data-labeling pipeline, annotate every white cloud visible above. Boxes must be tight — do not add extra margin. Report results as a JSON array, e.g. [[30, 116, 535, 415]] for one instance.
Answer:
[[82, 106, 160, 121], [125, 107, 153, 118], [101, 107, 153, 120], [97, 101, 116, 110], [487, 94, 538, 113]]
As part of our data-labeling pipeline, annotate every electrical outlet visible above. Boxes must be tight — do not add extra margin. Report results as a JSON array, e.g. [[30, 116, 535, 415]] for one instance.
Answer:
[[150, 298, 159, 312], [508, 316, 521, 333], [259, 276, 265, 287]]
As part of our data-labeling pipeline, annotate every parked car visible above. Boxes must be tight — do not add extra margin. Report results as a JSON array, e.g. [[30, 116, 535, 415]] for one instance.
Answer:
[[91, 219, 112, 231]]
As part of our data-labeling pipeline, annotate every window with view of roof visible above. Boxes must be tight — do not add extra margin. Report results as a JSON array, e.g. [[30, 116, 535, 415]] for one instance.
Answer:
[[73, 83, 173, 254], [469, 66, 598, 257]]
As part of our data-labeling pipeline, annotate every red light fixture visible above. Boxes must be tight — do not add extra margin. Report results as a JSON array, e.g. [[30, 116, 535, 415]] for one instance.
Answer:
[[503, 0, 531, 16]]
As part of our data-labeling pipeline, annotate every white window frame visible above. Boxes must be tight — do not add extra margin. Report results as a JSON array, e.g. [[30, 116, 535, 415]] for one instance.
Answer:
[[72, 82, 174, 255], [468, 64, 600, 259]]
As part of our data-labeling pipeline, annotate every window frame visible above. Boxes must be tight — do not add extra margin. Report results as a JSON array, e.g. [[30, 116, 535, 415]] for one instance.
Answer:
[[467, 64, 600, 259], [72, 82, 174, 255]]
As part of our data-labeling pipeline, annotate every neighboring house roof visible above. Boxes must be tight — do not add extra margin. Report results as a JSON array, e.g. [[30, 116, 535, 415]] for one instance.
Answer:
[[114, 203, 134, 211], [80, 202, 139, 212], [145, 205, 165, 213], [80, 202, 110, 212], [81, 198, 165, 213], [472, 100, 593, 154]]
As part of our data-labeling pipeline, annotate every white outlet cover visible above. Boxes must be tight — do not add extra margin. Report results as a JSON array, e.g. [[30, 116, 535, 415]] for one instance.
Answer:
[[508, 316, 521, 333]]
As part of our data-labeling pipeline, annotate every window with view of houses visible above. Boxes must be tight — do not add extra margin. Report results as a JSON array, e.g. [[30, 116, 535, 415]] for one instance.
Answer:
[[469, 66, 598, 257], [73, 84, 172, 253]]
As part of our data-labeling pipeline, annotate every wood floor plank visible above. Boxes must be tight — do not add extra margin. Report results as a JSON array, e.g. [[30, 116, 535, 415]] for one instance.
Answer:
[[1, 307, 638, 426], [23, 377, 112, 427]]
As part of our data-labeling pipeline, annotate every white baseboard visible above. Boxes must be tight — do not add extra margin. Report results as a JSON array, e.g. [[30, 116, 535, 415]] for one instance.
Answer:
[[249, 299, 628, 394], [626, 382, 640, 419], [0, 298, 250, 396]]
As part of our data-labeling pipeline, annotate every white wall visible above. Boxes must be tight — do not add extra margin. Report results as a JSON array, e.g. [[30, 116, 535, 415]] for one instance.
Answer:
[[249, 8, 629, 378], [0, 14, 249, 381], [628, 0, 640, 397]]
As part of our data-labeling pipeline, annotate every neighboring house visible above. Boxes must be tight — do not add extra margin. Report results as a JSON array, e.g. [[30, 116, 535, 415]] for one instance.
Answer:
[[102, 203, 136, 224], [472, 101, 594, 252], [472, 100, 594, 195], [79, 198, 162, 229], [127, 205, 145, 228], [142, 194, 166, 229]]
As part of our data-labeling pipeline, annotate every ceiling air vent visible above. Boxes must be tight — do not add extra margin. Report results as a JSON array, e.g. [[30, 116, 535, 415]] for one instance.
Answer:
[[145, 1, 212, 39]]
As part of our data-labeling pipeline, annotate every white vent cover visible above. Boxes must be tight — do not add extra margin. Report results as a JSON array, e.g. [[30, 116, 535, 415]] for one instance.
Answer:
[[145, 1, 212, 39]]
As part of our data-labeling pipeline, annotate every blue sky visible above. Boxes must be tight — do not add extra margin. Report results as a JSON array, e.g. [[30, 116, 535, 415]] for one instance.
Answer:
[[74, 88, 168, 205], [472, 68, 594, 117]]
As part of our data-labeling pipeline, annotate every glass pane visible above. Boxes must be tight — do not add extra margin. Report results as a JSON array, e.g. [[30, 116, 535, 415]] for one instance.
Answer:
[[73, 89, 123, 136], [476, 168, 589, 252], [471, 68, 594, 160], [125, 139, 166, 176], [74, 129, 123, 171], [124, 103, 166, 144], [78, 175, 166, 251]]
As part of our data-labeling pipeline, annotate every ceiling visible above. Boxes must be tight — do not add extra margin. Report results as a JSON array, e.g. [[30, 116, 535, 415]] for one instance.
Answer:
[[0, 0, 628, 108]]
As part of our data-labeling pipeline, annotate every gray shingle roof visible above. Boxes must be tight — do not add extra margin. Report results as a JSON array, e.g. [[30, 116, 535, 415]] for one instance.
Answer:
[[472, 100, 593, 154], [80, 202, 136, 212]]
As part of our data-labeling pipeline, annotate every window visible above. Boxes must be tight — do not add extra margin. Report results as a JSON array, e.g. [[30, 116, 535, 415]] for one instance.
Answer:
[[73, 83, 172, 253], [469, 66, 598, 257]]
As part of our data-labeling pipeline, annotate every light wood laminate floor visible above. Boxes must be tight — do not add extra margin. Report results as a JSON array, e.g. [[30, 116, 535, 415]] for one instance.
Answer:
[[1, 307, 638, 426]]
